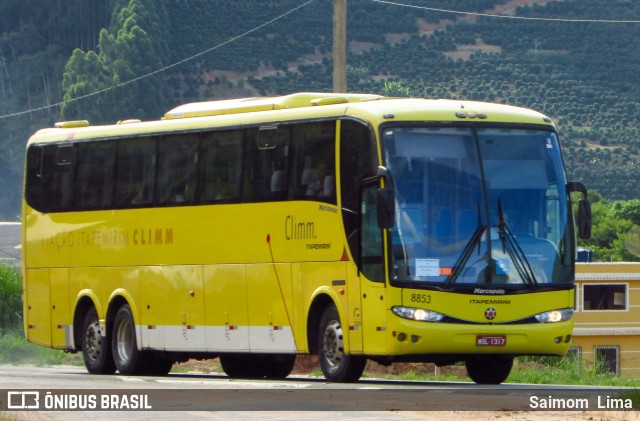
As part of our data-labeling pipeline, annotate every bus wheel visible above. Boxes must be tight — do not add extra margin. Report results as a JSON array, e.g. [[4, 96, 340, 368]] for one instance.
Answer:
[[261, 354, 296, 379], [81, 308, 116, 374], [465, 356, 513, 384], [317, 305, 366, 382], [220, 354, 260, 378], [111, 304, 146, 375], [144, 352, 174, 376]]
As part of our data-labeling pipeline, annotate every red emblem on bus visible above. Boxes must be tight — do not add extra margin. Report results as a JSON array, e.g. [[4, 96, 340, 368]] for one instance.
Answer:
[[485, 307, 496, 320]]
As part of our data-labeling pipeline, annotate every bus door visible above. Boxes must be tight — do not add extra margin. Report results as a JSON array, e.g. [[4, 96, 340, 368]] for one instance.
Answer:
[[24, 268, 52, 347], [358, 183, 388, 355], [49, 268, 71, 348]]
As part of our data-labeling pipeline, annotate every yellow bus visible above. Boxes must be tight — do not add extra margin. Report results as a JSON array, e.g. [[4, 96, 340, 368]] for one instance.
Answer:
[[22, 92, 591, 384]]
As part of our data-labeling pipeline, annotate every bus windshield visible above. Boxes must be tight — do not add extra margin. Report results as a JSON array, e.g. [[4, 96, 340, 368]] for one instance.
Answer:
[[384, 127, 573, 288]]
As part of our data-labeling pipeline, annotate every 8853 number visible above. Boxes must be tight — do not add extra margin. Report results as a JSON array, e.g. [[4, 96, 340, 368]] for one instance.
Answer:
[[410, 293, 431, 304]]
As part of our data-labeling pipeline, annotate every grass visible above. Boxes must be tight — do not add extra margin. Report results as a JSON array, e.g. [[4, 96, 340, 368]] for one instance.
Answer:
[[0, 265, 22, 335], [0, 331, 83, 366], [392, 369, 468, 383], [367, 356, 639, 387], [507, 356, 640, 386]]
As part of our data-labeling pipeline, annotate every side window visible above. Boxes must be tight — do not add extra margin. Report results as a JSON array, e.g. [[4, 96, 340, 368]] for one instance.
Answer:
[[156, 134, 199, 205], [198, 130, 243, 203], [291, 121, 336, 204], [115, 137, 156, 207], [75, 141, 116, 210], [340, 119, 377, 212], [52, 145, 75, 211], [25, 145, 53, 213], [340, 119, 377, 261], [361, 184, 384, 282], [243, 126, 290, 202], [25, 143, 77, 213]]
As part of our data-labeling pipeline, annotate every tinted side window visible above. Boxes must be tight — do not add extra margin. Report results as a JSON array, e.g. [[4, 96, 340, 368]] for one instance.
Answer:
[[115, 137, 156, 207], [75, 141, 116, 210], [290, 121, 336, 204], [198, 130, 244, 203], [340, 120, 377, 263], [243, 126, 291, 202], [53, 145, 76, 211], [340, 119, 377, 212], [25, 145, 52, 212], [156, 134, 199, 205], [25, 144, 79, 213]]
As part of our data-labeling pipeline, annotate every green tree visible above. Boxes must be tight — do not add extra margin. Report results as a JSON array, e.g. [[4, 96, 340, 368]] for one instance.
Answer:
[[61, 0, 169, 123], [623, 227, 640, 258], [383, 80, 412, 97], [577, 194, 640, 262], [610, 199, 640, 226]]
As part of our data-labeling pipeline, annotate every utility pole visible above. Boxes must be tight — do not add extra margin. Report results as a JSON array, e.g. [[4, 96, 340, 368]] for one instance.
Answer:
[[333, 0, 347, 93]]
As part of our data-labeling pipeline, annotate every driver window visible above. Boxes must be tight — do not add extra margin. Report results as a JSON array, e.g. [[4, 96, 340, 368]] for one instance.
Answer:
[[361, 185, 384, 283]]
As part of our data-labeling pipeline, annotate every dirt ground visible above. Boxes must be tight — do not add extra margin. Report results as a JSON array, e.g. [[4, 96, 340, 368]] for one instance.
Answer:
[[174, 355, 467, 378]]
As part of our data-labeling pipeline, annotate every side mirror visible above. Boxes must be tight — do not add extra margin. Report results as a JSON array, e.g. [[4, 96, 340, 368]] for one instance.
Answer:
[[375, 166, 395, 229], [377, 187, 395, 229], [567, 181, 592, 240], [577, 199, 592, 240]]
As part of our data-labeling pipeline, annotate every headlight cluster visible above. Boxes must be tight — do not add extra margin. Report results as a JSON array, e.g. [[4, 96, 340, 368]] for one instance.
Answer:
[[534, 308, 573, 323], [391, 306, 444, 322]]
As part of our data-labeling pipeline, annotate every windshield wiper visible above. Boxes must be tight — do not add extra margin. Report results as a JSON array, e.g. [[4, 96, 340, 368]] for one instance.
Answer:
[[444, 203, 485, 287], [495, 199, 538, 287], [443, 225, 486, 287]]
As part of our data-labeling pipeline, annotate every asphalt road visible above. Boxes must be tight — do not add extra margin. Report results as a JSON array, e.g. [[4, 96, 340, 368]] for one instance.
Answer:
[[0, 365, 636, 420]]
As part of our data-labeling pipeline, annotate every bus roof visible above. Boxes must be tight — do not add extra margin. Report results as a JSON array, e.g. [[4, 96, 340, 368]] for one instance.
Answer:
[[31, 93, 554, 145], [163, 92, 383, 119]]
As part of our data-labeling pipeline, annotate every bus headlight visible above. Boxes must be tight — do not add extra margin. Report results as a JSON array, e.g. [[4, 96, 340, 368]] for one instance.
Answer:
[[392, 306, 444, 322], [534, 308, 573, 323]]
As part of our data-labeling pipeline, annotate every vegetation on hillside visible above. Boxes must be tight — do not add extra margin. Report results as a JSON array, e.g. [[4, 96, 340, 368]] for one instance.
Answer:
[[0, 0, 114, 218]]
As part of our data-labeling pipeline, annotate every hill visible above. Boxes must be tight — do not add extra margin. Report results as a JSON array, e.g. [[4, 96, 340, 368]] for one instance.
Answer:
[[1, 0, 640, 220]]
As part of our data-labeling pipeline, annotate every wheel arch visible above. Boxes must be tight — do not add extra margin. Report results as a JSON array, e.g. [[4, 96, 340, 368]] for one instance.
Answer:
[[306, 288, 345, 355], [105, 290, 136, 345], [72, 291, 101, 351]]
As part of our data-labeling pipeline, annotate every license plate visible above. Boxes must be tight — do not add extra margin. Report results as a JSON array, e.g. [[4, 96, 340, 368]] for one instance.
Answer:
[[476, 335, 506, 346]]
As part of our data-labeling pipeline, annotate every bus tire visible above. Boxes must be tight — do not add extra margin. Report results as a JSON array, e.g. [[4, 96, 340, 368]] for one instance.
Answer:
[[261, 354, 296, 379], [81, 307, 116, 374], [144, 352, 174, 376], [317, 304, 366, 382], [220, 354, 260, 378], [111, 304, 146, 375], [465, 356, 513, 384]]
